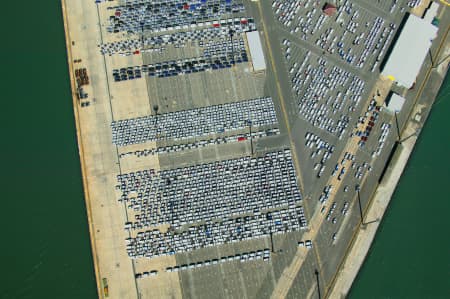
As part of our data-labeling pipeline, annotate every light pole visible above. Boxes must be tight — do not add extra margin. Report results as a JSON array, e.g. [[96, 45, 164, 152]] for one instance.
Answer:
[[432, 53, 450, 69], [355, 185, 364, 225], [247, 119, 253, 156], [153, 105, 160, 139], [270, 230, 275, 253], [229, 29, 235, 66], [268, 226, 284, 254], [394, 111, 401, 142], [315, 269, 321, 299], [140, 21, 145, 45]]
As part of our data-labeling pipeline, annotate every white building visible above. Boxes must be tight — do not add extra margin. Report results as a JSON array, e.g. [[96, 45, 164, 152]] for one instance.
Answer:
[[246, 31, 266, 72], [381, 13, 438, 88], [385, 93, 406, 113]]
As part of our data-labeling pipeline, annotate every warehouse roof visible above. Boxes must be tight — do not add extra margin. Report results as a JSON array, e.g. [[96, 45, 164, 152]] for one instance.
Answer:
[[381, 14, 438, 88], [246, 31, 266, 72]]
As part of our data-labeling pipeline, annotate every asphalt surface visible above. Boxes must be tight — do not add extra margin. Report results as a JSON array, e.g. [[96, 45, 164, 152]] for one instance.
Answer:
[[97, 0, 450, 298]]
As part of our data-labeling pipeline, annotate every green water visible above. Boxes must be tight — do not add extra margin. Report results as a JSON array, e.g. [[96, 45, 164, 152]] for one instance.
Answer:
[[349, 73, 450, 299], [0, 1, 96, 298], [0, 1, 448, 299]]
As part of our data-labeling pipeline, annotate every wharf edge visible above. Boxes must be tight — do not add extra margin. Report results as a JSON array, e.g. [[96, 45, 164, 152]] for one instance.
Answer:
[[325, 22, 450, 299], [61, 0, 103, 298]]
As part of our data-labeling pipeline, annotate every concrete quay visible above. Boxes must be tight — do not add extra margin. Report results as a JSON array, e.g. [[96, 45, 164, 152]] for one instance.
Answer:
[[61, 0, 450, 298]]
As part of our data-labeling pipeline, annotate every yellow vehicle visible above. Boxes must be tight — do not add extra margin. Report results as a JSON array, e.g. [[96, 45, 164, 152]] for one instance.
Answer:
[[102, 278, 109, 297]]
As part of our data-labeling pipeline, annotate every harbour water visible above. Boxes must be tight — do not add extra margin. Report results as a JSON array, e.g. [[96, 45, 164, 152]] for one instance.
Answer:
[[0, 1, 96, 298], [348, 71, 450, 299], [0, 1, 448, 299]]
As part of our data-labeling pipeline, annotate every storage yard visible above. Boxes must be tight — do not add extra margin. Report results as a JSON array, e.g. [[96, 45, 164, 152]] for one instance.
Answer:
[[62, 0, 450, 298]]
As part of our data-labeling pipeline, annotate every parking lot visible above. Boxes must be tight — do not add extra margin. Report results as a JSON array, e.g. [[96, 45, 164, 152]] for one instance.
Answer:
[[117, 0, 403, 296], [273, 0, 400, 72], [72, 0, 440, 298]]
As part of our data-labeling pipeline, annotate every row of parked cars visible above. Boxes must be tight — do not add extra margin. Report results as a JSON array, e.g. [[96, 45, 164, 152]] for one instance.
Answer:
[[203, 37, 245, 57], [125, 205, 307, 259], [298, 239, 313, 249], [135, 248, 271, 279], [283, 45, 365, 139], [112, 46, 248, 82], [111, 97, 278, 146], [118, 150, 302, 230], [373, 122, 391, 157], [274, 0, 398, 71], [106, 0, 246, 34], [305, 131, 336, 179], [100, 18, 255, 56], [166, 249, 271, 272], [272, 0, 311, 30], [118, 128, 280, 159], [353, 99, 382, 148]]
